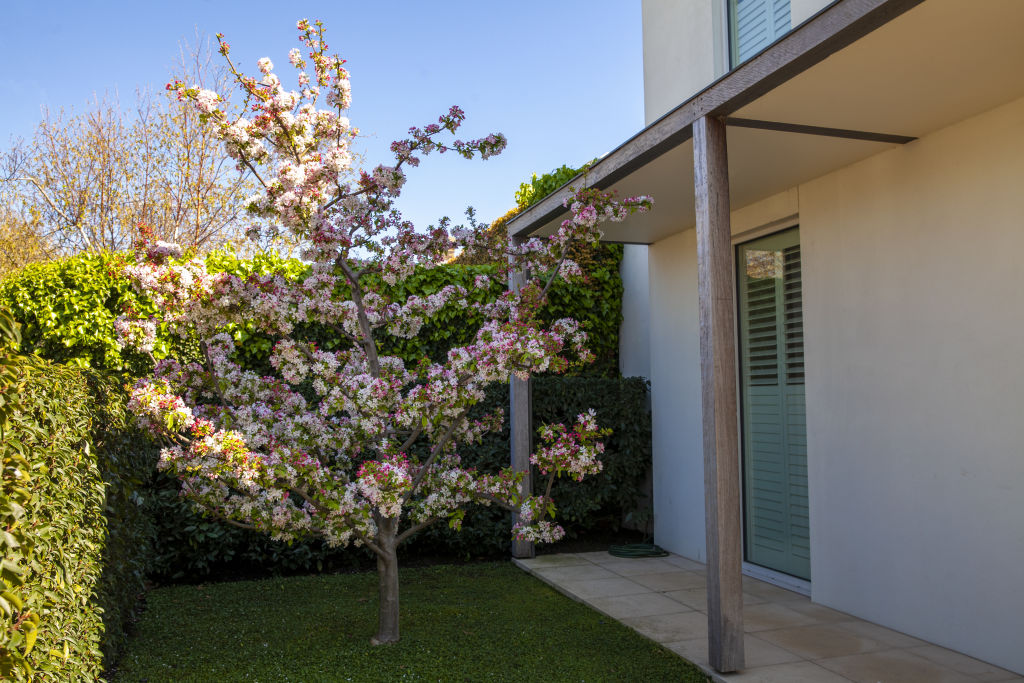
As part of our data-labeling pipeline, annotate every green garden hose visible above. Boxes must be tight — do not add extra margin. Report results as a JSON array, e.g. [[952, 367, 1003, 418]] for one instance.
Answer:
[[608, 543, 670, 558]]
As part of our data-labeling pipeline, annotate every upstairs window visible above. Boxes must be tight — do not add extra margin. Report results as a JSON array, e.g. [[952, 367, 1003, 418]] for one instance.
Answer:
[[730, 0, 792, 66]]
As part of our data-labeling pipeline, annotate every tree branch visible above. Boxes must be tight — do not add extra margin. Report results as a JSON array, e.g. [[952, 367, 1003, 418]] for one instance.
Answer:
[[396, 517, 439, 545], [401, 418, 461, 506], [6, 175, 95, 252]]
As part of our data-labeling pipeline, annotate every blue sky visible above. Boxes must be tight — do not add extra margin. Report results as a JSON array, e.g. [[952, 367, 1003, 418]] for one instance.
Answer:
[[0, 1, 644, 230]]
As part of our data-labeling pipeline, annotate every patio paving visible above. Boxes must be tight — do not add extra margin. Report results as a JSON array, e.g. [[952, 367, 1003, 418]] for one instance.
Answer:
[[513, 552, 1022, 683]]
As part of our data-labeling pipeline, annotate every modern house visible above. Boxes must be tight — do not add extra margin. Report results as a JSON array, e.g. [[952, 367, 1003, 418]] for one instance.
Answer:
[[507, 0, 1024, 675]]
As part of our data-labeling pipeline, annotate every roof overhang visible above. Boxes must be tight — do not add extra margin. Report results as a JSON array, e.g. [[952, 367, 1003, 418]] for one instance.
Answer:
[[508, 0, 1024, 244]]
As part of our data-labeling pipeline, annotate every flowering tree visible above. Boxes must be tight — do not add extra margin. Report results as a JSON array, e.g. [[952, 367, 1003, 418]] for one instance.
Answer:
[[119, 19, 652, 644]]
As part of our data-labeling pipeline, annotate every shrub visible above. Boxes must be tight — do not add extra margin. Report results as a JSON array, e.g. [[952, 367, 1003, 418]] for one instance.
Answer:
[[0, 322, 155, 679], [0, 253, 156, 375]]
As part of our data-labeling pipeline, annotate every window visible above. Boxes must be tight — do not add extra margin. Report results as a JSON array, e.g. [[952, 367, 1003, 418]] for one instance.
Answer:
[[730, 0, 792, 66]]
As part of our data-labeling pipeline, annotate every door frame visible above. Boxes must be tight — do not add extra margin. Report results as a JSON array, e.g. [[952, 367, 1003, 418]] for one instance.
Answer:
[[732, 219, 811, 592]]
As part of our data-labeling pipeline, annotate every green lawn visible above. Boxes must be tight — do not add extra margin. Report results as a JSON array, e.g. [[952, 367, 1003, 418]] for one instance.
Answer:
[[114, 562, 708, 682]]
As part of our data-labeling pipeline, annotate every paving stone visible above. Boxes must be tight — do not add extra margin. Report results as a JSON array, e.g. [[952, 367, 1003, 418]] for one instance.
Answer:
[[631, 570, 707, 592], [816, 648, 975, 683], [665, 554, 707, 571], [755, 623, 887, 660], [621, 610, 709, 643], [515, 553, 589, 569], [741, 602, 822, 632], [908, 645, 1022, 681], [833, 620, 926, 649], [741, 577, 807, 603], [600, 557, 680, 576], [668, 634, 802, 671], [588, 591, 692, 619], [718, 660, 853, 682], [574, 550, 617, 564], [665, 586, 766, 611], [533, 564, 618, 583], [558, 576, 649, 600]]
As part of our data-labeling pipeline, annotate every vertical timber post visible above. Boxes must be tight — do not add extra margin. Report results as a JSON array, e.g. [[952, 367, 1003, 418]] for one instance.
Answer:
[[509, 234, 535, 559], [693, 115, 745, 673]]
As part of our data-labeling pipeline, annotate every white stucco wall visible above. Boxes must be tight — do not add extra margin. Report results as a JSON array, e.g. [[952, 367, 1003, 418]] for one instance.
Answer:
[[648, 229, 707, 560], [647, 95, 1024, 673], [790, 0, 832, 27], [641, 0, 833, 126], [641, 0, 725, 125], [800, 95, 1024, 674], [618, 244, 652, 378]]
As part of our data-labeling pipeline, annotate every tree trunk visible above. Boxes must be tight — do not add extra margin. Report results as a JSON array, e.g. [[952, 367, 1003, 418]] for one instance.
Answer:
[[371, 518, 400, 645]]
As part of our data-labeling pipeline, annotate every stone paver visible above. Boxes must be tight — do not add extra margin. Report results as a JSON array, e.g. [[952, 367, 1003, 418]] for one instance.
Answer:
[[621, 610, 709, 643], [631, 569, 707, 592], [755, 623, 887, 660], [557, 576, 648, 600], [816, 649, 976, 683], [513, 551, 1023, 683], [587, 591, 692, 619]]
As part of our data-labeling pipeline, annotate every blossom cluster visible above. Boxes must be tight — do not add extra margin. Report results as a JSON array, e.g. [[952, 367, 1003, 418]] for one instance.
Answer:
[[531, 410, 609, 482]]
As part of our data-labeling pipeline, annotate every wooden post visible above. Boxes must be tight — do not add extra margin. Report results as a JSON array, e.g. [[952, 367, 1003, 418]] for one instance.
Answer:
[[693, 115, 745, 673], [509, 235, 535, 559]]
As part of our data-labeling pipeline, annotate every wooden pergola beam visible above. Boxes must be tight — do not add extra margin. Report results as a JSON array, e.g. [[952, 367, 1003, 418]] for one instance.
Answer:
[[693, 114, 744, 673]]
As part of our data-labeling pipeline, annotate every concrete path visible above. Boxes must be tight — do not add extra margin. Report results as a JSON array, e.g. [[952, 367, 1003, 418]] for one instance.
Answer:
[[513, 551, 1022, 683]]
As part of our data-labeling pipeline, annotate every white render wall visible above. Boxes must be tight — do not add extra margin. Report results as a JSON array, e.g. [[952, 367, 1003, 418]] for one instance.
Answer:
[[649, 229, 706, 559], [790, 0, 832, 26], [800, 95, 1024, 674], [641, 0, 725, 125], [618, 244, 652, 378], [648, 95, 1024, 674], [641, 0, 834, 126]]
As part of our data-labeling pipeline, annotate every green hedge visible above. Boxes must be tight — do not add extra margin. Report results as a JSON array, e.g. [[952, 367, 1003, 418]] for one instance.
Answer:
[[148, 376, 651, 579], [0, 325, 155, 679], [0, 249, 624, 378]]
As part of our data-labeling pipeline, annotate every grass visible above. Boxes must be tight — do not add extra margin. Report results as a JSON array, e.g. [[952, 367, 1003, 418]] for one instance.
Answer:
[[114, 562, 709, 682]]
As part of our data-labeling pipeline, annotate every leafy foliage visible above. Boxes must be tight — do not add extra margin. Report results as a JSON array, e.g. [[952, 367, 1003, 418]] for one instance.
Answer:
[[0, 247, 624, 377], [0, 333, 155, 680], [0, 310, 38, 679], [0, 253, 158, 374], [514, 161, 596, 209]]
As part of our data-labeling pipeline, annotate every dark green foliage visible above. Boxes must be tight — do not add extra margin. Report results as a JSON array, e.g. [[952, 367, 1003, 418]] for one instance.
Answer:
[[0, 344, 156, 680], [114, 563, 708, 682]]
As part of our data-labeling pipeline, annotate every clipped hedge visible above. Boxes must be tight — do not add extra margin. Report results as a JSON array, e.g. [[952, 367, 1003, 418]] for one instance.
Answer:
[[149, 376, 651, 578], [0, 253, 157, 376], [0, 248, 624, 377], [0, 327, 156, 679]]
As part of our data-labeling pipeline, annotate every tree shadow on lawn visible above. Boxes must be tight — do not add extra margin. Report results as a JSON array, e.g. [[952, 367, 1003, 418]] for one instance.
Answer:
[[113, 562, 708, 682]]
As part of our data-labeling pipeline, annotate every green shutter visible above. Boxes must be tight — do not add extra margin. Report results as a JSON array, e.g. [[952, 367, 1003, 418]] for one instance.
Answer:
[[731, 0, 792, 65], [738, 228, 809, 580]]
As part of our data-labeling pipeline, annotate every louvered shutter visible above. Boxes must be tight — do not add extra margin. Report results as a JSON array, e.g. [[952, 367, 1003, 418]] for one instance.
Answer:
[[738, 228, 809, 580], [731, 0, 792, 65]]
